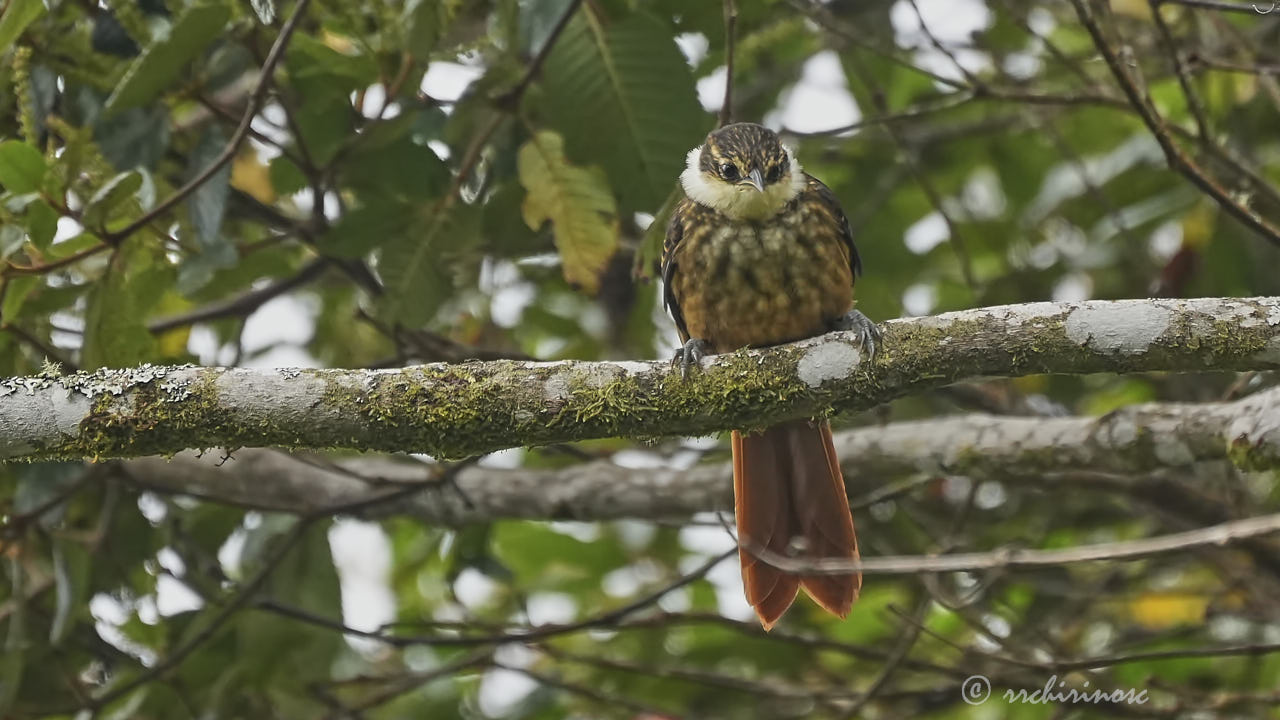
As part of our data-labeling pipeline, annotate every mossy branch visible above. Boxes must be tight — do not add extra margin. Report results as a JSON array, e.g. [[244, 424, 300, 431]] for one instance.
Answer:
[[118, 384, 1280, 524], [2, 297, 1278, 462]]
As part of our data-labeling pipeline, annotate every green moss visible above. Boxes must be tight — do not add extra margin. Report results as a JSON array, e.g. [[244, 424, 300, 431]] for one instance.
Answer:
[[67, 371, 227, 459], [1227, 433, 1279, 472]]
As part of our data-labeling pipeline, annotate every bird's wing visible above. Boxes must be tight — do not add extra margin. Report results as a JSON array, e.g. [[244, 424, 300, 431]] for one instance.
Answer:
[[805, 174, 862, 278], [661, 197, 693, 342]]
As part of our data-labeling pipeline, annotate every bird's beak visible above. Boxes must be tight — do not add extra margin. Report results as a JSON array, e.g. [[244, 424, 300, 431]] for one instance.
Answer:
[[739, 168, 765, 193]]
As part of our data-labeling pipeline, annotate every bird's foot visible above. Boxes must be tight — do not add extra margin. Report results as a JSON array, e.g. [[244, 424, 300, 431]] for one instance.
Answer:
[[831, 309, 881, 362], [673, 338, 711, 378]]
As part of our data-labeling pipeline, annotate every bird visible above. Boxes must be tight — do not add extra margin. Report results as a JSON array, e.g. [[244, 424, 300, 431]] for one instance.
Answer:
[[661, 122, 879, 630]]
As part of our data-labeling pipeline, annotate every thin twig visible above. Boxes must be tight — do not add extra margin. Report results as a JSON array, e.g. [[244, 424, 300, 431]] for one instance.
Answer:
[[741, 511, 1280, 576], [1160, 0, 1278, 11], [103, 0, 314, 245], [0, 323, 77, 370], [841, 52, 978, 289], [82, 518, 315, 712], [256, 549, 734, 647], [1070, 0, 1280, 249], [718, 0, 737, 127], [3, 242, 109, 276], [1148, 0, 1213, 139], [494, 0, 585, 110], [147, 257, 330, 334]]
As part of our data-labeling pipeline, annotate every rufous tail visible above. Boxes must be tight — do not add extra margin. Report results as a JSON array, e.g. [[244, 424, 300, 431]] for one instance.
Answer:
[[732, 419, 860, 630]]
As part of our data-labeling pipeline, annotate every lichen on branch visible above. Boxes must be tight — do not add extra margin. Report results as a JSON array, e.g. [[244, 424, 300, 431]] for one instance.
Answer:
[[1, 297, 1278, 462]]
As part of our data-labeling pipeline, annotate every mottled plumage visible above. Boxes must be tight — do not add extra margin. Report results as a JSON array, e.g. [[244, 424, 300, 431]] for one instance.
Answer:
[[663, 174, 860, 352], [661, 123, 873, 630]]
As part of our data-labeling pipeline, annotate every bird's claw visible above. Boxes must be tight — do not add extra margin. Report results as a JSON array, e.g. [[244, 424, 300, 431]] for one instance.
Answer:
[[673, 338, 711, 378], [831, 309, 881, 363]]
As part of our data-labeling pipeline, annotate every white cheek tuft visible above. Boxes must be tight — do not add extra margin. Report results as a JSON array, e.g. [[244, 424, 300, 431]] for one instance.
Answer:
[[784, 145, 806, 198], [680, 143, 808, 221]]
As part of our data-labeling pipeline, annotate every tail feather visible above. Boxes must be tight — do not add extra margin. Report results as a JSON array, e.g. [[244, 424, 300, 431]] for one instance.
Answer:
[[732, 420, 860, 629]]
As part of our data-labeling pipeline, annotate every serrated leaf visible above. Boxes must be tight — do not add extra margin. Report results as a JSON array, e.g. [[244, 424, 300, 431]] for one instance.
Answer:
[[541, 11, 706, 211], [104, 2, 233, 115], [82, 238, 169, 368], [517, 130, 618, 294], [0, 0, 45, 54], [187, 129, 231, 248], [0, 141, 47, 193], [81, 171, 142, 230], [377, 198, 480, 326]]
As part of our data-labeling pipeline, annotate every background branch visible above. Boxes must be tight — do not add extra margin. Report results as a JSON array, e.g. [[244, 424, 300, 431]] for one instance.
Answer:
[[115, 385, 1280, 523]]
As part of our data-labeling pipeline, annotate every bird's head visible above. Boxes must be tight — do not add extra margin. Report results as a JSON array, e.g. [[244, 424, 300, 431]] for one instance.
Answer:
[[680, 123, 805, 221]]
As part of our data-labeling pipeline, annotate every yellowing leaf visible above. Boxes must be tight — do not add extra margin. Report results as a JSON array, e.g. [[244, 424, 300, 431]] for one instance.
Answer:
[[517, 131, 618, 294], [231, 151, 277, 204], [1182, 201, 1215, 250], [321, 29, 355, 55], [1129, 592, 1208, 631]]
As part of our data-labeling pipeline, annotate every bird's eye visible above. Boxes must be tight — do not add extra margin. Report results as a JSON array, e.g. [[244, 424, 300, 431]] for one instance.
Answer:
[[765, 165, 783, 183], [719, 163, 739, 180]]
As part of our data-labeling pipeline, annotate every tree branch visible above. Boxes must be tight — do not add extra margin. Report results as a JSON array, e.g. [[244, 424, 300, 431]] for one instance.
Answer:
[[116, 384, 1280, 523], [1, 297, 1278, 462]]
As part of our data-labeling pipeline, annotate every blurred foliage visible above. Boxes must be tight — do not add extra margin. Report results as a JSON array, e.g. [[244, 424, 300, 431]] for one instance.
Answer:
[[0, 0, 1279, 717]]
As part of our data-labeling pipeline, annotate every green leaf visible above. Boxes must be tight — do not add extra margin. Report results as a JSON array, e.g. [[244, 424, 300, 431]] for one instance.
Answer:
[[541, 11, 707, 211], [286, 33, 378, 90], [82, 238, 169, 368], [287, 92, 349, 166], [95, 105, 170, 170], [517, 130, 618, 294], [492, 521, 627, 593], [176, 241, 237, 294], [50, 539, 90, 645], [81, 171, 143, 230], [320, 200, 412, 258], [13, 462, 82, 528], [0, 567, 25, 714], [0, 0, 45, 54], [0, 276, 38, 320], [104, 2, 233, 115], [0, 141, 47, 193], [25, 199, 57, 249], [403, 0, 457, 57], [0, 224, 25, 260], [186, 129, 231, 248], [341, 122, 450, 201], [268, 155, 307, 196], [377, 198, 481, 326], [234, 521, 342, 710]]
